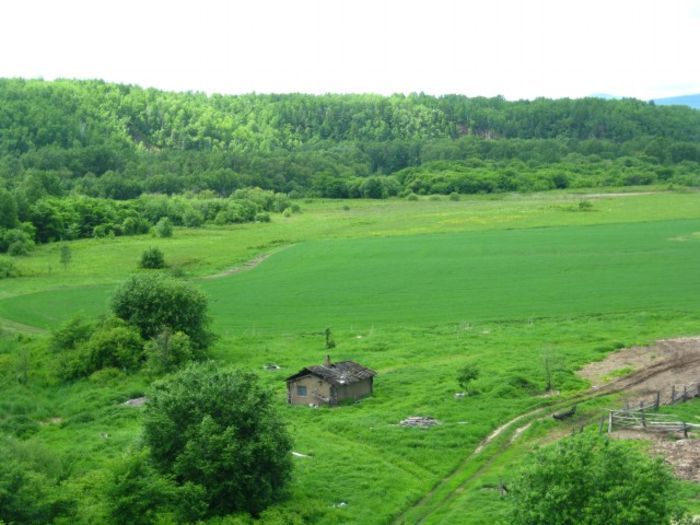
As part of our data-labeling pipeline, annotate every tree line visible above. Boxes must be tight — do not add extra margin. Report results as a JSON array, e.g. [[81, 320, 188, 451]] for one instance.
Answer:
[[2, 79, 700, 253], [0, 187, 297, 256]]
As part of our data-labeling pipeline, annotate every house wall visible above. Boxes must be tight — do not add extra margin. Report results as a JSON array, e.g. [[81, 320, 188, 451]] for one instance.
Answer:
[[335, 377, 373, 402], [287, 375, 333, 405]]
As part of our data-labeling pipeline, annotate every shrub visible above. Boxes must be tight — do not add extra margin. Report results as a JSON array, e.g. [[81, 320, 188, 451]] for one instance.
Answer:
[[83, 318, 145, 372], [0, 414, 40, 438], [105, 450, 206, 525], [578, 199, 593, 211], [0, 438, 75, 524], [509, 433, 687, 524], [272, 193, 291, 213], [59, 245, 72, 269], [182, 208, 204, 228], [140, 247, 166, 269], [1, 228, 35, 255], [144, 328, 195, 376], [0, 259, 19, 279], [8, 240, 32, 256], [154, 217, 173, 238], [49, 317, 94, 354], [122, 216, 151, 235], [449, 191, 460, 201], [255, 212, 271, 223], [457, 363, 480, 394], [92, 223, 116, 238], [56, 317, 145, 380]]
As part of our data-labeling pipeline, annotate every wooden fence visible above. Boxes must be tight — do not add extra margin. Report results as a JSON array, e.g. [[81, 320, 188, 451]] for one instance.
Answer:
[[619, 381, 700, 412], [604, 409, 700, 437], [602, 379, 700, 436]]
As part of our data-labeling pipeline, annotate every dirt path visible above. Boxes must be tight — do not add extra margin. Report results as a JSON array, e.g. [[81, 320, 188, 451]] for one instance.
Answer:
[[391, 337, 700, 524], [0, 316, 47, 335], [202, 244, 294, 280], [579, 191, 658, 198]]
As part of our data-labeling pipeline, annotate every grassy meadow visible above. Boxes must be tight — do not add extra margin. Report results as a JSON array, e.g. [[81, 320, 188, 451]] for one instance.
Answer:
[[2, 190, 700, 523]]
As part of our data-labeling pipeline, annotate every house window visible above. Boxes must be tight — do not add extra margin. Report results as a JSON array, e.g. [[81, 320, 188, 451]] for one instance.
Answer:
[[296, 385, 307, 397]]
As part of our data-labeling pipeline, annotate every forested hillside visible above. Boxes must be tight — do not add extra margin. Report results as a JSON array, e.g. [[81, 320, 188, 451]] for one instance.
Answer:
[[1, 78, 700, 253]]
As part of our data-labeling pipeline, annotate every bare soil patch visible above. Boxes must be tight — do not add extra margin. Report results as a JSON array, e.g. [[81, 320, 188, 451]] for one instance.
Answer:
[[611, 430, 700, 483], [578, 337, 700, 405], [653, 439, 700, 482]]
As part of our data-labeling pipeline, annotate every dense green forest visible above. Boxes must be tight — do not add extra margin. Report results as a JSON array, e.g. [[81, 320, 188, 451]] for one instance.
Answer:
[[1, 78, 700, 252]]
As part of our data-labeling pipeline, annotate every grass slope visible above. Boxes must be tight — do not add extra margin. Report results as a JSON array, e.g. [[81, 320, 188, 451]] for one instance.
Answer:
[[2, 191, 700, 524], [204, 218, 700, 335], [3, 217, 700, 334]]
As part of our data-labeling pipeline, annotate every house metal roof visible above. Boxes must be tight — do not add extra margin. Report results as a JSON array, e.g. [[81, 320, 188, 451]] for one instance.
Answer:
[[285, 360, 376, 387]]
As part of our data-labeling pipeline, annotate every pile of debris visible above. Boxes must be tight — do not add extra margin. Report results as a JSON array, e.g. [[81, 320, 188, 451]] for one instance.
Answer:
[[123, 397, 147, 407], [400, 416, 439, 427]]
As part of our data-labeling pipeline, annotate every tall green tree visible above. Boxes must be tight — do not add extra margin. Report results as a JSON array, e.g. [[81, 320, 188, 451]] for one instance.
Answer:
[[143, 364, 293, 517], [111, 273, 212, 349], [0, 188, 18, 228]]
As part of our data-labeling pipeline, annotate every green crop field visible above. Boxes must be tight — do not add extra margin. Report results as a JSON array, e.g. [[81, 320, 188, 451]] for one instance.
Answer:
[[4, 218, 700, 335], [2, 191, 700, 524]]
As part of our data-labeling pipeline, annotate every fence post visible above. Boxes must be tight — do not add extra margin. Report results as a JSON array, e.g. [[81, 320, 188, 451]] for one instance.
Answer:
[[640, 401, 646, 428], [683, 386, 688, 402], [608, 411, 613, 433], [655, 391, 660, 410], [683, 422, 688, 439], [599, 416, 605, 434], [671, 385, 676, 403]]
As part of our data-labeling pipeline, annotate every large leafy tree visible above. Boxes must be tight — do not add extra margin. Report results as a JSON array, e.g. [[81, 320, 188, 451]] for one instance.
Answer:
[[143, 364, 293, 517], [0, 438, 74, 524], [509, 433, 687, 525], [111, 273, 212, 350], [0, 188, 18, 228]]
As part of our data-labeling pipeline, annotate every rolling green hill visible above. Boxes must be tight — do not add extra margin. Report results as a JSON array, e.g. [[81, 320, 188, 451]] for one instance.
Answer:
[[3, 218, 700, 335]]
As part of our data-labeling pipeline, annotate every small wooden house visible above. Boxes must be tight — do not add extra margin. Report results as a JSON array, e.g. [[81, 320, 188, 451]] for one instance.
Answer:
[[285, 356, 376, 406]]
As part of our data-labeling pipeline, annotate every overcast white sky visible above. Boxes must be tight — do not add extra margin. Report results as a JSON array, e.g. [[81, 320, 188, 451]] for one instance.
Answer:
[[1, 0, 699, 100]]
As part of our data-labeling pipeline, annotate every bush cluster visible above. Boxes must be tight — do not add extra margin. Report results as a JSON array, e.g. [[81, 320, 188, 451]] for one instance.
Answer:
[[51, 274, 211, 381]]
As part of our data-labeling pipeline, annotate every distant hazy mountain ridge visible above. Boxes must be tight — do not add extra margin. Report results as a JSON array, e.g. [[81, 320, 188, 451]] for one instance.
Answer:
[[653, 94, 700, 110]]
